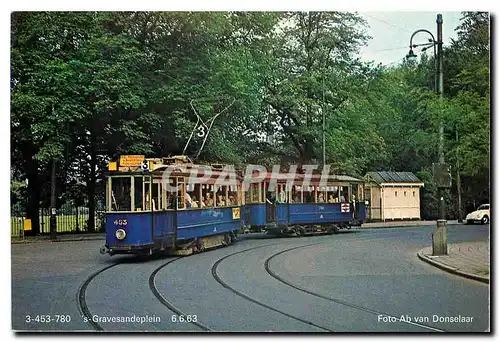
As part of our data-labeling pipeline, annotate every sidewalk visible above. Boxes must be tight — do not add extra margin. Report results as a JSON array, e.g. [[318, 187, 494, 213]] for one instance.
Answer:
[[418, 241, 490, 283], [11, 233, 105, 244], [361, 220, 460, 229]]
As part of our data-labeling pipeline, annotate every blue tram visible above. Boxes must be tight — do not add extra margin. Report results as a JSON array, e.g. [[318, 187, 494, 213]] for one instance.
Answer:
[[100, 155, 368, 256], [244, 172, 367, 236], [101, 156, 242, 256]]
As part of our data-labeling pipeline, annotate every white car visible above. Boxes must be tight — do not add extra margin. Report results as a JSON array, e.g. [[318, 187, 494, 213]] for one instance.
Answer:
[[465, 204, 490, 225]]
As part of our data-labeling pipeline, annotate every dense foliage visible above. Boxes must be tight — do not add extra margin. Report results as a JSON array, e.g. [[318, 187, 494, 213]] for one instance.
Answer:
[[11, 11, 490, 233]]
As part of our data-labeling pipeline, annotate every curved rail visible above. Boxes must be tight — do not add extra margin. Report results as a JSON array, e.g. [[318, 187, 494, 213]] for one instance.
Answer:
[[264, 244, 446, 333], [211, 243, 333, 332], [149, 257, 213, 332], [77, 263, 121, 331]]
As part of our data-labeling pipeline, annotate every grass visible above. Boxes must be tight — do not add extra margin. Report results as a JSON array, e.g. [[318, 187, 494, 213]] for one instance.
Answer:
[[11, 214, 103, 237], [476, 268, 490, 276]]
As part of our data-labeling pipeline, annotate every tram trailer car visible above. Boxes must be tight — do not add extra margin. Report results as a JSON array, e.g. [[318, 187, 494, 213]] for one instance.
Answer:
[[101, 156, 243, 256], [243, 172, 367, 236]]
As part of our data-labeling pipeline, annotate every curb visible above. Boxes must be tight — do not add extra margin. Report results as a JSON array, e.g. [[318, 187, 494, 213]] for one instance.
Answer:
[[417, 249, 489, 284], [361, 221, 462, 229], [11, 236, 105, 244]]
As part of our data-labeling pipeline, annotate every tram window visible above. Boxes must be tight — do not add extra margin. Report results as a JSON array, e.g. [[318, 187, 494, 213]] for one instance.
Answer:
[[328, 186, 338, 203], [186, 183, 201, 208], [245, 185, 251, 203], [201, 184, 214, 208], [352, 185, 359, 203], [152, 179, 160, 211], [317, 186, 327, 203], [291, 186, 300, 203], [134, 177, 143, 211], [227, 185, 238, 206], [159, 177, 175, 210], [340, 186, 348, 203], [215, 185, 227, 207], [144, 177, 153, 211], [249, 183, 260, 203], [277, 184, 287, 203], [110, 177, 131, 211], [303, 186, 314, 203], [164, 188, 175, 210], [177, 178, 186, 210]]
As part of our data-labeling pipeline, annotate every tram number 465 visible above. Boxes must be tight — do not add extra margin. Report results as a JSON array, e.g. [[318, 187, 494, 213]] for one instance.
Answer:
[[113, 219, 128, 226]]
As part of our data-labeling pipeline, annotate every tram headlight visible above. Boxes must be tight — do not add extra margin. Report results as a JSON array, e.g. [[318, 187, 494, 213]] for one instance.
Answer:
[[115, 229, 126, 240]]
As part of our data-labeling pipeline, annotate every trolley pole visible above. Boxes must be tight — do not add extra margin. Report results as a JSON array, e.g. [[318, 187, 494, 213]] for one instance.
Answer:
[[433, 13, 448, 255]]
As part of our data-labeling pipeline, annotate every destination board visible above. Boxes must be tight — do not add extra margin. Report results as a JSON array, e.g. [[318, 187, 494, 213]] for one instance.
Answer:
[[119, 155, 145, 167]]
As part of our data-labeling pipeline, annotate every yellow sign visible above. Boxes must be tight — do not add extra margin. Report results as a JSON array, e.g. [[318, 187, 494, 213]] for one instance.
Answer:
[[108, 161, 117, 171], [24, 219, 32, 231], [232, 208, 241, 220], [119, 155, 145, 167]]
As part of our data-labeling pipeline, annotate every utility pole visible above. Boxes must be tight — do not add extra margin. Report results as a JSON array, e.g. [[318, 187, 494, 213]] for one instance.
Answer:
[[50, 158, 57, 240], [433, 13, 448, 255], [322, 75, 326, 167], [456, 127, 463, 223]]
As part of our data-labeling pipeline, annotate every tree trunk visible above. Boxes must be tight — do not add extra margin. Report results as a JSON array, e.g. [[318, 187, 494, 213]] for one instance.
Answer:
[[24, 151, 40, 236], [50, 159, 57, 240], [25, 173, 40, 235], [87, 127, 97, 232]]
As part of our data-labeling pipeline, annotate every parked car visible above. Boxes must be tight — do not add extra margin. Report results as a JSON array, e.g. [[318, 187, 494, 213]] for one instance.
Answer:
[[465, 204, 490, 225]]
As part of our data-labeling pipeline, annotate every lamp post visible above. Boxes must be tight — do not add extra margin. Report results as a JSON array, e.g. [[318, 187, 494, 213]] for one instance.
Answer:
[[322, 74, 326, 167], [406, 14, 449, 256]]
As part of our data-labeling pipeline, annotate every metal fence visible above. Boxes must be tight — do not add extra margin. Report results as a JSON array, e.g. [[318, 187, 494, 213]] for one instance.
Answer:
[[11, 205, 105, 237]]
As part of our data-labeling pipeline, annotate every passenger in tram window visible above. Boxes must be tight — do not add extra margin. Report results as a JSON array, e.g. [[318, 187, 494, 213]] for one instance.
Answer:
[[227, 188, 237, 206], [293, 192, 301, 203], [217, 194, 225, 207], [191, 196, 199, 208], [165, 193, 173, 209], [278, 189, 287, 203], [185, 193, 192, 209], [318, 192, 325, 203], [204, 193, 213, 207], [340, 192, 346, 203]]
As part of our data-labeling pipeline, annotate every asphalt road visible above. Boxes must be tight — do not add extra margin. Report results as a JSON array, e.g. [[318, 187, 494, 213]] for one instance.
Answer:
[[11, 224, 489, 332]]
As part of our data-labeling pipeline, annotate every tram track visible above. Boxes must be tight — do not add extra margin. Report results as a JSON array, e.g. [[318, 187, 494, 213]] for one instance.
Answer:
[[263, 244, 447, 332], [77, 262, 121, 331], [210, 243, 334, 332], [148, 257, 213, 332], [79, 230, 443, 332]]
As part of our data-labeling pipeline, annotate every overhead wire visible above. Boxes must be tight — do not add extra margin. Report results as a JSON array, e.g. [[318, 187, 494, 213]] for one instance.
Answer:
[[380, 57, 406, 68], [363, 13, 413, 34]]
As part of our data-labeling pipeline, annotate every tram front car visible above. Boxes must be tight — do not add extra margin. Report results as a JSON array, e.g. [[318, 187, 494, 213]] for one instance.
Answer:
[[101, 155, 242, 256]]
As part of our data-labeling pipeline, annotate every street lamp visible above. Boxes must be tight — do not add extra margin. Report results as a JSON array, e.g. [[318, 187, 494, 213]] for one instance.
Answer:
[[406, 49, 418, 62], [406, 29, 438, 95], [407, 14, 449, 256]]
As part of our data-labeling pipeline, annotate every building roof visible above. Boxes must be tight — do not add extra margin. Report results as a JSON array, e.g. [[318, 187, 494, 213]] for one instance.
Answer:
[[364, 171, 422, 184]]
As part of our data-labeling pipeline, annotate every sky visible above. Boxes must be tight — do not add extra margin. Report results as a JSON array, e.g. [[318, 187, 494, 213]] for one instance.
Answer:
[[358, 11, 463, 66]]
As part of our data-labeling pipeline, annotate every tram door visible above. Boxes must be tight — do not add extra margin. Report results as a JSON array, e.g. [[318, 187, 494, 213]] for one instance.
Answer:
[[265, 182, 277, 223]]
